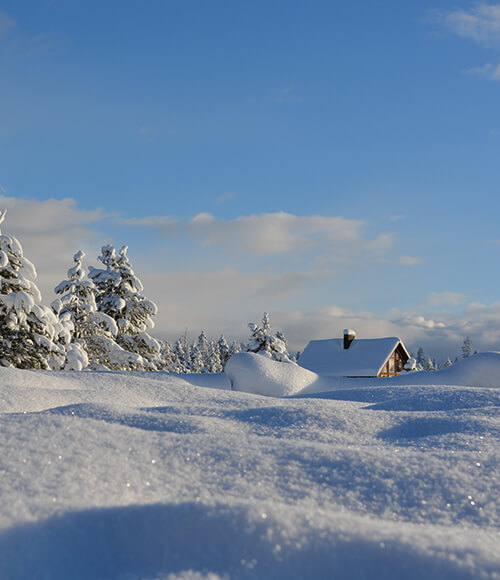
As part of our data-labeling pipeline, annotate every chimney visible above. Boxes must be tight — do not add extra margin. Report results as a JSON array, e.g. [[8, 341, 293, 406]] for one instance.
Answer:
[[343, 329, 356, 349]]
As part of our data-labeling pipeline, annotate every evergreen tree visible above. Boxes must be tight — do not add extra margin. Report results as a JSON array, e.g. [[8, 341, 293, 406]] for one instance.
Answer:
[[230, 340, 242, 356], [52, 250, 129, 370], [0, 210, 68, 369], [207, 340, 223, 373], [415, 347, 426, 370], [217, 334, 231, 367], [158, 339, 174, 370], [89, 245, 161, 369], [246, 312, 294, 362], [194, 330, 210, 370], [425, 357, 436, 372], [462, 336, 473, 358], [190, 344, 205, 373], [169, 336, 191, 373], [443, 357, 453, 368]]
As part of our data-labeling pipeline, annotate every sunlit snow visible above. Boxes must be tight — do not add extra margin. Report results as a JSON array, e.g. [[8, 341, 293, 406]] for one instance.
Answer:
[[0, 353, 499, 579]]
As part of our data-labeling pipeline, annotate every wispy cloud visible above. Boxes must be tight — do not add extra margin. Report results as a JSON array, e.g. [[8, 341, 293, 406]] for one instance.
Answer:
[[398, 255, 424, 267], [0, 195, 106, 301], [437, 3, 500, 80], [0, 11, 15, 38], [465, 61, 500, 80], [439, 3, 500, 45], [122, 211, 386, 259], [426, 291, 467, 307], [216, 192, 238, 204]]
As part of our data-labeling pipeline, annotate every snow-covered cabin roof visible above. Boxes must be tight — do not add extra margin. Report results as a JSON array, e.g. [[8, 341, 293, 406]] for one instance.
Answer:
[[298, 337, 409, 377]]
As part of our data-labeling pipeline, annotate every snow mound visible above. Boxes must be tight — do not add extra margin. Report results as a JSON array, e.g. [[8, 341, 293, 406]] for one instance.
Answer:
[[224, 352, 323, 396], [225, 352, 500, 400]]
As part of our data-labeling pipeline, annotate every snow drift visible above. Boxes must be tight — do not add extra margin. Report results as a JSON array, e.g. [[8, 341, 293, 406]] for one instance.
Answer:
[[0, 354, 499, 579], [226, 351, 500, 398], [225, 352, 324, 396]]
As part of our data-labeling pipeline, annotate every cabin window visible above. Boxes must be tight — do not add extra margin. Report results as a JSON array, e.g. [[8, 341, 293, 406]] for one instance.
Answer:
[[379, 349, 405, 377]]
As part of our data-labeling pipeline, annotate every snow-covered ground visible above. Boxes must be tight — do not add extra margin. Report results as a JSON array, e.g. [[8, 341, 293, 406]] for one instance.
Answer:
[[1, 353, 499, 579]]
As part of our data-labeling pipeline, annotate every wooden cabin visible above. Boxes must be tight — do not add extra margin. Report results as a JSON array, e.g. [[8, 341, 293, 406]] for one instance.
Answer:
[[298, 330, 410, 378]]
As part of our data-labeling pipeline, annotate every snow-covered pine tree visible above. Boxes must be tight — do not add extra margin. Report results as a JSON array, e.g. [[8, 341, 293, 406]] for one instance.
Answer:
[[246, 312, 294, 363], [158, 339, 173, 370], [0, 210, 69, 369], [190, 343, 205, 373], [443, 357, 453, 368], [425, 357, 436, 372], [230, 340, 242, 356], [169, 336, 191, 373], [52, 250, 132, 370], [275, 330, 295, 362], [207, 340, 223, 373], [217, 334, 231, 367], [195, 330, 210, 370], [88, 245, 161, 370], [462, 336, 473, 358], [415, 347, 426, 371]]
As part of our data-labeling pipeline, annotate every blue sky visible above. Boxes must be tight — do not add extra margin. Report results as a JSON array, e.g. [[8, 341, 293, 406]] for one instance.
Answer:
[[1, 0, 500, 360]]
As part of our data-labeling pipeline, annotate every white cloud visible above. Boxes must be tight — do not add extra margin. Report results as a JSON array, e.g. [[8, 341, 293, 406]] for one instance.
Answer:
[[272, 302, 500, 362], [124, 211, 387, 259], [426, 291, 467, 307], [0, 195, 106, 302], [439, 3, 500, 45], [465, 61, 500, 80], [140, 268, 315, 343], [1, 196, 498, 363], [122, 215, 179, 235], [216, 192, 238, 204], [437, 4, 500, 81], [398, 255, 424, 267]]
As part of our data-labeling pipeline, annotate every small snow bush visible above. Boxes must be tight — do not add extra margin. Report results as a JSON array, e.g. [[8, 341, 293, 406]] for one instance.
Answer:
[[246, 312, 294, 363]]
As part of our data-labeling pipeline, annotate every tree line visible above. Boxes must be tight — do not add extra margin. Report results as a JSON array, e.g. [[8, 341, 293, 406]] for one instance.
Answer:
[[412, 336, 476, 371], [0, 211, 293, 371]]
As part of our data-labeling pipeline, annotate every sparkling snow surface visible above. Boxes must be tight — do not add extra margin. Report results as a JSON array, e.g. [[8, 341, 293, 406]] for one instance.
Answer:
[[1, 354, 499, 579]]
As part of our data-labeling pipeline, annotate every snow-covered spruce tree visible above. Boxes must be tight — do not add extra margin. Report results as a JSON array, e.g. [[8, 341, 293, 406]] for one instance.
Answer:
[[425, 357, 436, 372], [230, 340, 242, 356], [443, 357, 453, 368], [462, 336, 473, 358], [217, 334, 231, 367], [415, 347, 426, 371], [246, 312, 294, 362], [190, 343, 205, 373], [158, 339, 174, 370], [188, 330, 209, 372], [168, 336, 191, 373], [88, 245, 161, 370], [52, 250, 136, 371], [0, 210, 69, 369], [206, 339, 223, 373]]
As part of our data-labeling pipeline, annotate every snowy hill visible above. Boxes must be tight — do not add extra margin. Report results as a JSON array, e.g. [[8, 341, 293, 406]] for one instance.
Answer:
[[0, 354, 499, 579]]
